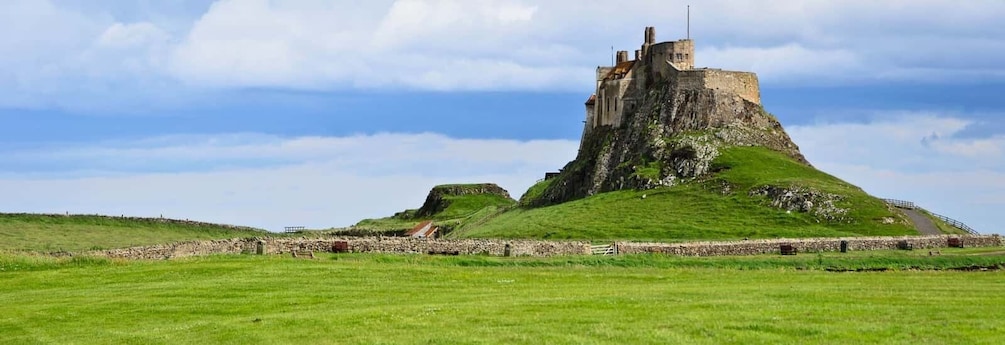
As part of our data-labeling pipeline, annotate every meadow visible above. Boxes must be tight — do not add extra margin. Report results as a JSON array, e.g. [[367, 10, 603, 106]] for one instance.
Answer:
[[0, 214, 267, 252], [2, 250, 1004, 344]]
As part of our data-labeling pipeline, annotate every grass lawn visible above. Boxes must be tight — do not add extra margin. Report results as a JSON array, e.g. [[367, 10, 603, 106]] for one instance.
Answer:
[[2, 250, 1004, 344], [0, 214, 267, 252]]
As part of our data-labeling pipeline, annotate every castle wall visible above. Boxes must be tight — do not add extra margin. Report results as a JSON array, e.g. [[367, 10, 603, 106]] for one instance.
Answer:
[[596, 70, 634, 127], [671, 69, 761, 105], [650, 40, 694, 78], [701, 69, 760, 104]]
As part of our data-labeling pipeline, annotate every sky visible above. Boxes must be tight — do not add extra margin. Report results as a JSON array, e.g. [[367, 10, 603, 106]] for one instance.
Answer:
[[1, 0, 1003, 234]]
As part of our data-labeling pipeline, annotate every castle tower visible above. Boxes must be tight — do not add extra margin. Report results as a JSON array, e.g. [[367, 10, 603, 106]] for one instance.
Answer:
[[641, 26, 655, 56]]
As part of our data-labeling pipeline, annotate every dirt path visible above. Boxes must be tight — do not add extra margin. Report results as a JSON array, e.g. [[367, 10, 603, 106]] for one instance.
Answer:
[[901, 208, 942, 235]]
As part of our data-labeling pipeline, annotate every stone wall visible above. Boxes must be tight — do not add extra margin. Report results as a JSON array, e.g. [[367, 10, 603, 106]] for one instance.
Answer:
[[91, 237, 592, 260], [88, 235, 1002, 260], [671, 69, 760, 105], [701, 69, 760, 105], [616, 235, 1003, 256]]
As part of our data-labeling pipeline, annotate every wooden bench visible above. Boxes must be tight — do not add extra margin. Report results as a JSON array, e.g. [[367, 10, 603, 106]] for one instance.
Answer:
[[291, 250, 315, 259]]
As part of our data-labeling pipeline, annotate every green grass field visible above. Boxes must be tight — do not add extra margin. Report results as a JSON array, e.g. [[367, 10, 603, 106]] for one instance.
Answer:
[[0, 214, 267, 252], [453, 147, 919, 240], [2, 250, 1004, 344]]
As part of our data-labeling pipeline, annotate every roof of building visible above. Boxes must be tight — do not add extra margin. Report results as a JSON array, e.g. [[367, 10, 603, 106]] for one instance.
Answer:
[[407, 220, 437, 237], [585, 94, 596, 105], [604, 60, 636, 81]]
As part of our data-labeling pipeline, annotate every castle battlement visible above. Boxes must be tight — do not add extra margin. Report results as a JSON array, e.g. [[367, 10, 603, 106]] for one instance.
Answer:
[[584, 27, 761, 132]]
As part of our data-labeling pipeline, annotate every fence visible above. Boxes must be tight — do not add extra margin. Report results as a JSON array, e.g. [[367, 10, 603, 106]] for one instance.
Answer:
[[883, 199, 978, 235], [284, 226, 306, 233]]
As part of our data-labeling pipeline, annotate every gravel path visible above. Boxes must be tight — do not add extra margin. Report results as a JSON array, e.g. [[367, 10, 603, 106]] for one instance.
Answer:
[[901, 208, 942, 235]]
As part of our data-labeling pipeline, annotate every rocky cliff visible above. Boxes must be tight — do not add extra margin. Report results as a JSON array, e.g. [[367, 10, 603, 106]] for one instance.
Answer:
[[535, 80, 807, 206]]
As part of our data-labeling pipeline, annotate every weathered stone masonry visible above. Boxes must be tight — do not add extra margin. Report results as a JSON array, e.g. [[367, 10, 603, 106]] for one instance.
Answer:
[[88, 235, 1001, 260], [91, 237, 593, 260], [617, 235, 1003, 256]]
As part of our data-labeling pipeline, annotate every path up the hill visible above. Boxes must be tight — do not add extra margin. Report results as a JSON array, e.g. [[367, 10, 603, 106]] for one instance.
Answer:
[[901, 209, 941, 235]]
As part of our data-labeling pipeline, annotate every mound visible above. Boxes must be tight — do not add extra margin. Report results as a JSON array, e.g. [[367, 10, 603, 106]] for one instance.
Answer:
[[451, 147, 916, 240], [352, 183, 516, 235]]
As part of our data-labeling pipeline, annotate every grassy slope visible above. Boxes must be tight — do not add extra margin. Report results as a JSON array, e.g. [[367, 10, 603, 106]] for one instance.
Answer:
[[454, 147, 916, 240], [1, 250, 1004, 344], [0, 214, 267, 252], [354, 192, 516, 232]]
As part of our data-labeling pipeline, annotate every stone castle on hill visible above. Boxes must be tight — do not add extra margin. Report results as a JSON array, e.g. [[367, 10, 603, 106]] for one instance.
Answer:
[[534, 25, 806, 206], [583, 26, 760, 134]]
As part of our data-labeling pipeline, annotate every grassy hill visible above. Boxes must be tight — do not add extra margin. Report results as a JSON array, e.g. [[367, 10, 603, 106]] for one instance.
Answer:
[[352, 184, 516, 235], [450, 146, 919, 241], [0, 214, 267, 252]]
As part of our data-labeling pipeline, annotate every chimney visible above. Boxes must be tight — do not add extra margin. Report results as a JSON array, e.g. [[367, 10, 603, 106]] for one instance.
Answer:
[[646, 26, 656, 44], [616, 50, 628, 63], [635, 49, 642, 60]]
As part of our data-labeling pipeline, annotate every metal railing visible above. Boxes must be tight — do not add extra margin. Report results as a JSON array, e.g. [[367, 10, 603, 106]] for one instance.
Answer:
[[883, 199, 978, 235]]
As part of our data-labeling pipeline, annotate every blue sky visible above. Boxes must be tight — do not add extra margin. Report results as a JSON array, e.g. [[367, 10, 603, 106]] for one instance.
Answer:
[[1, 0, 1003, 233]]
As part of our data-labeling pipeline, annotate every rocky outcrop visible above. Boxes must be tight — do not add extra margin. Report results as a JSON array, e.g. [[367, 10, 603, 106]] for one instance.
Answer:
[[749, 185, 850, 222], [536, 82, 806, 206], [414, 183, 513, 218]]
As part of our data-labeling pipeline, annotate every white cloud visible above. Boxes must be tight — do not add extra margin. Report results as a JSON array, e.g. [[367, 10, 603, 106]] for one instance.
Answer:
[[0, 133, 579, 230], [699, 44, 862, 83], [788, 113, 1005, 234], [4, 0, 1005, 108]]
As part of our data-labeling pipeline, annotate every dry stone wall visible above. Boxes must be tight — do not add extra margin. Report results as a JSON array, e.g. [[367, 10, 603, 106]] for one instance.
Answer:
[[91, 237, 592, 260], [88, 235, 1002, 260], [616, 235, 1003, 256]]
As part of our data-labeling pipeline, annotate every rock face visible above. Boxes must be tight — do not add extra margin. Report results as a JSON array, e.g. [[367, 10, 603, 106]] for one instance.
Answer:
[[414, 183, 513, 218], [536, 81, 807, 206], [748, 185, 849, 222]]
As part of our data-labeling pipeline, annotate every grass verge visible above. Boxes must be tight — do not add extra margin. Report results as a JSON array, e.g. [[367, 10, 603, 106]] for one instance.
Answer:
[[1, 251, 1003, 344]]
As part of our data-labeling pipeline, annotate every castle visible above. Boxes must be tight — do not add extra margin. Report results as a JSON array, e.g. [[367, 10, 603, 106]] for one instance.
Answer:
[[583, 27, 761, 131]]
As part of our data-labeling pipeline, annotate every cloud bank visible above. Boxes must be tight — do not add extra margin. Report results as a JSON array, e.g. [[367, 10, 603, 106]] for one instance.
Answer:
[[3, 0, 1005, 110], [789, 113, 1005, 234], [0, 133, 579, 230]]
